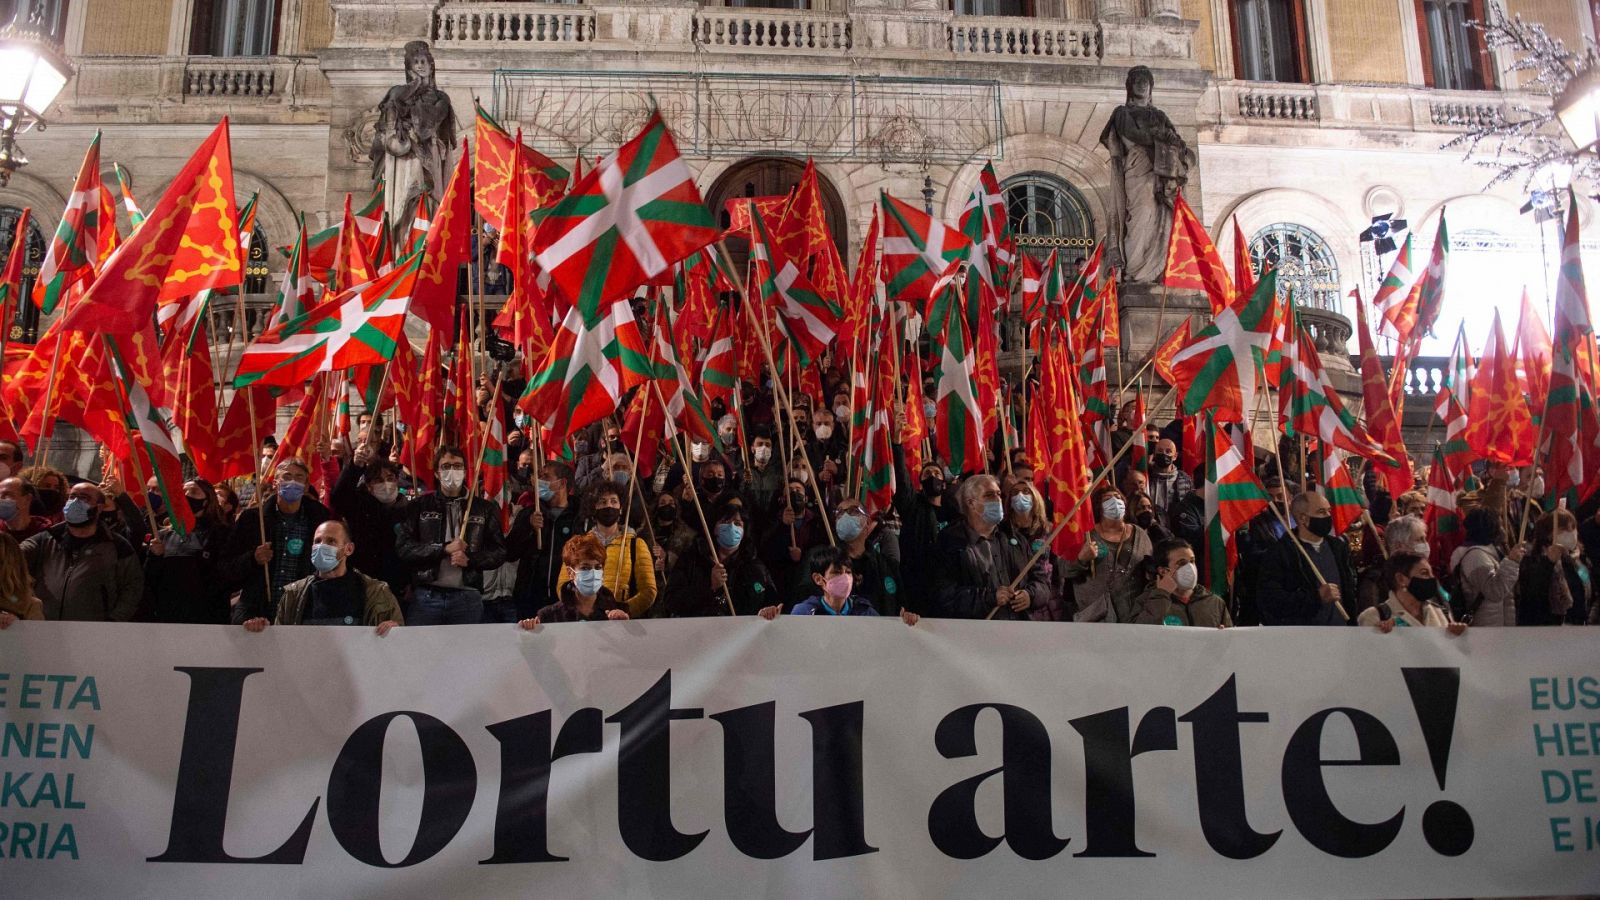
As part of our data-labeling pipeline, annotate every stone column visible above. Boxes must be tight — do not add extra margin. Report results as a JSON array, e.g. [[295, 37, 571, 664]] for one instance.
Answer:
[[1148, 0, 1183, 20], [327, 0, 436, 48], [1096, 0, 1137, 19]]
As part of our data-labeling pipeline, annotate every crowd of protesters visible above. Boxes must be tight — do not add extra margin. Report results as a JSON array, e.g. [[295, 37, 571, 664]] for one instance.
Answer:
[[0, 368, 1595, 638]]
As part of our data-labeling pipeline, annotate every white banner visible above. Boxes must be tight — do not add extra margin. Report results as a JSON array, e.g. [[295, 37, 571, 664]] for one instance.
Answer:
[[1, 620, 1597, 898]]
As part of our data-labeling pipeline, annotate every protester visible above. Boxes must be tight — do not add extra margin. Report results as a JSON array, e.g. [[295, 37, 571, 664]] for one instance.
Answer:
[[793, 495, 903, 614], [1065, 485, 1152, 622], [0, 477, 49, 541], [243, 520, 402, 633], [1001, 480, 1063, 620], [1256, 491, 1354, 626], [662, 495, 776, 616], [1147, 437, 1192, 520], [215, 482, 241, 523], [395, 445, 507, 624], [330, 448, 411, 600], [1357, 552, 1465, 633], [1357, 514, 1427, 615], [21, 481, 142, 621], [928, 473, 1050, 620], [1516, 508, 1591, 626], [1133, 538, 1231, 627], [743, 430, 783, 513], [759, 547, 919, 624], [144, 479, 233, 624], [1450, 507, 1523, 626], [518, 534, 630, 627], [892, 431, 955, 613], [559, 481, 656, 618], [223, 457, 331, 625], [21, 465, 66, 520], [505, 460, 580, 620], [0, 531, 43, 628]]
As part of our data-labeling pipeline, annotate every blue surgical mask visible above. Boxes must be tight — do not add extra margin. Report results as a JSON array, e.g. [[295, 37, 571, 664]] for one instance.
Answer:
[[536, 480, 555, 503], [574, 568, 605, 597], [277, 481, 306, 504], [62, 497, 94, 526], [1010, 493, 1034, 515], [981, 499, 1005, 526], [612, 470, 630, 486], [834, 513, 865, 542], [0, 498, 17, 521], [310, 543, 342, 574], [715, 522, 744, 549]]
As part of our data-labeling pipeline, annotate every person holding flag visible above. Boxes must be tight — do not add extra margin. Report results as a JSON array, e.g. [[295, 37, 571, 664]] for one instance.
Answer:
[[1256, 491, 1355, 626], [395, 445, 508, 625]]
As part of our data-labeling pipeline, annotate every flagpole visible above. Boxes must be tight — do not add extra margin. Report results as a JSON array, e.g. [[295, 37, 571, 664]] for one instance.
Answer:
[[462, 369, 506, 528], [36, 308, 71, 470], [653, 380, 736, 615], [989, 383, 1176, 615], [96, 335, 165, 542], [613, 391, 650, 601]]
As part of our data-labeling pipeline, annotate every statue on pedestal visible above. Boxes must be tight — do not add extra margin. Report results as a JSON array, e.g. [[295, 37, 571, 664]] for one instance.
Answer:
[[369, 41, 455, 237], [1099, 66, 1194, 284]]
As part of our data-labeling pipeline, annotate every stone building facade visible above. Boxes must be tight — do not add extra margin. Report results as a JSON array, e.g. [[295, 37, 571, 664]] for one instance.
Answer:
[[4, 0, 1590, 461]]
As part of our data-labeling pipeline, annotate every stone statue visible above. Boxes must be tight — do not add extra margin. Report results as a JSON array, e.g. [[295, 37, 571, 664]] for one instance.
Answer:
[[369, 41, 456, 237], [1099, 66, 1194, 284]]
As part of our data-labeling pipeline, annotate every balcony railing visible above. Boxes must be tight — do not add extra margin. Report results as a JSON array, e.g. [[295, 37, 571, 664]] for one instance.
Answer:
[[1209, 81, 1539, 135], [183, 59, 283, 98], [434, 2, 594, 47], [1236, 86, 1318, 122], [948, 15, 1100, 61], [693, 7, 851, 52]]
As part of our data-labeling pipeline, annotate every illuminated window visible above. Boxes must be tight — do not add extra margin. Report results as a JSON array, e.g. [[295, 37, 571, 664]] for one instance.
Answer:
[[1249, 222, 1340, 311], [1002, 172, 1094, 258]]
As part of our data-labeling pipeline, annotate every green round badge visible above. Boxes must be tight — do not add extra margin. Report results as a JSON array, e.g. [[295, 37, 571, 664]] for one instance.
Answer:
[[884, 576, 898, 594], [1162, 615, 1184, 627]]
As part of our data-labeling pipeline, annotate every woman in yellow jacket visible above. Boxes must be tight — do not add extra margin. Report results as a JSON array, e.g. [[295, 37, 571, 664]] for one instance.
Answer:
[[557, 481, 657, 618]]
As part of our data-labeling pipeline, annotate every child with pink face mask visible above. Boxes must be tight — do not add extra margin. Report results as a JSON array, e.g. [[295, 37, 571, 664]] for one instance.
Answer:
[[757, 547, 919, 625]]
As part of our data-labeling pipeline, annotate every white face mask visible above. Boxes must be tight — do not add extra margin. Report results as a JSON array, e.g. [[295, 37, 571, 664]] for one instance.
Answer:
[[439, 470, 466, 492], [1174, 561, 1199, 591], [1410, 541, 1430, 557], [691, 442, 711, 463], [834, 404, 850, 421], [1555, 531, 1579, 552], [1530, 476, 1546, 497], [1101, 497, 1126, 521], [370, 482, 399, 505], [752, 446, 772, 464], [792, 469, 810, 484], [812, 424, 834, 440]]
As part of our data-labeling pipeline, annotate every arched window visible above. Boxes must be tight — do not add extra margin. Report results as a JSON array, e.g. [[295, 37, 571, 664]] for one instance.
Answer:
[[244, 226, 271, 294], [705, 156, 848, 274], [1001, 172, 1095, 259], [0, 205, 47, 342], [952, 0, 1032, 14], [1249, 222, 1340, 311]]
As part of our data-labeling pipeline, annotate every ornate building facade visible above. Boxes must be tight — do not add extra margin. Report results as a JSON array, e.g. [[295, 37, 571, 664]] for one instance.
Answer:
[[3, 0, 1590, 458]]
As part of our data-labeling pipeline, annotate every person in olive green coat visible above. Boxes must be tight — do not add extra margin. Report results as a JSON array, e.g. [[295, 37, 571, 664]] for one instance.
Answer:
[[1132, 538, 1233, 628]]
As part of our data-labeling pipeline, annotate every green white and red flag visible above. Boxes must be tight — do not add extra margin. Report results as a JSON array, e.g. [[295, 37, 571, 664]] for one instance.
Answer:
[[1277, 295, 1387, 459], [860, 300, 897, 515], [1064, 241, 1103, 322], [1170, 269, 1278, 420], [958, 161, 1011, 291], [103, 330, 196, 537], [33, 132, 104, 314], [272, 218, 319, 327], [1423, 446, 1462, 574], [880, 192, 973, 308], [1164, 192, 1234, 314], [1371, 234, 1418, 343], [516, 295, 651, 440], [1078, 299, 1113, 468], [405, 193, 432, 254], [234, 253, 421, 389], [1355, 295, 1414, 497], [1126, 391, 1149, 475], [1543, 194, 1595, 509], [61, 121, 243, 335], [1321, 446, 1367, 535], [1513, 287, 1552, 415], [1203, 411, 1268, 595], [1435, 323, 1474, 479], [353, 180, 385, 258], [645, 301, 717, 446], [699, 305, 737, 407], [1018, 250, 1047, 324], [534, 111, 718, 319], [775, 159, 848, 309], [113, 163, 146, 233], [926, 280, 984, 475], [1413, 212, 1451, 340], [750, 205, 842, 366], [837, 205, 880, 348]]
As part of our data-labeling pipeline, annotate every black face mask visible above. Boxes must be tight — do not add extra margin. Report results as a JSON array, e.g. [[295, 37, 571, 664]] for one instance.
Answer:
[[187, 496, 207, 514], [656, 506, 678, 524], [1135, 511, 1156, 530], [789, 491, 807, 509], [1409, 576, 1439, 601], [593, 507, 621, 527], [608, 440, 624, 454], [922, 478, 945, 498], [35, 489, 62, 513], [1151, 452, 1173, 470], [701, 477, 725, 494], [515, 466, 533, 482], [1306, 515, 1335, 538]]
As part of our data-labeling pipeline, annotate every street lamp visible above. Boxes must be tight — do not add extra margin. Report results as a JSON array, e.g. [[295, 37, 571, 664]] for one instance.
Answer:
[[1555, 53, 1600, 154], [0, 9, 71, 186]]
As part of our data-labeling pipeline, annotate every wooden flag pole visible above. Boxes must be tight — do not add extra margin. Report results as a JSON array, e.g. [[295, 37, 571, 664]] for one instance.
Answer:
[[230, 291, 277, 605], [462, 369, 507, 528], [654, 380, 737, 616], [613, 392, 651, 601], [97, 335, 164, 542]]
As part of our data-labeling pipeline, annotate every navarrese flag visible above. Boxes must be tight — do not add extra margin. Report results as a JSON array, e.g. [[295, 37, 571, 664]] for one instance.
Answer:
[[880, 193, 973, 308], [533, 110, 716, 319], [233, 253, 421, 389], [1466, 308, 1535, 467], [412, 140, 471, 333], [1230, 215, 1256, 300], [1033, 317, 1095, 558], [329, 193, 376, 295], [775, 159, 849, 309], [1164, 191, 1234, 314], [62, 120, 242, 336], [0, 207, 29, 350], [473, 102, 567, 234], [33, 131, 104, 314], [1355, 296, 1414, 498], [1170, 269, 1278, 421]]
